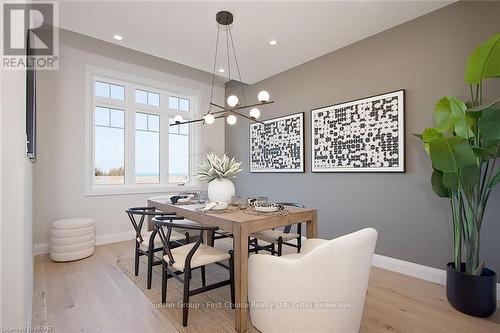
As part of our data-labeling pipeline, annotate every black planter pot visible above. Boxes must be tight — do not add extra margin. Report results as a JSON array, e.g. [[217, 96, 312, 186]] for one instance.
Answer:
[[446, 262, 497, 317]]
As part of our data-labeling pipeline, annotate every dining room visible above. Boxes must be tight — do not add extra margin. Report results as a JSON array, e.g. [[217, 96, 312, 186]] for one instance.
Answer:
[[1, 1, 500, 333]]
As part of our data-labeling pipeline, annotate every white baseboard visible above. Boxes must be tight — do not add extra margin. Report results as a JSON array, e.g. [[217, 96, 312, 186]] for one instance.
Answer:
[[372, 253, 500, 300], [33, 230, 135, 255], [372, 254, 446, 285], [95, 230, 135, 246], [33, 242, 49, 255]]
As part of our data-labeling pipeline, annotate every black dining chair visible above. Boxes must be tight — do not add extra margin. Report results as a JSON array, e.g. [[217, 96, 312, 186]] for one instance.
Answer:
[[153, 216, 234, 327], [249, 202, 304, 256], [126, 207, 189, 289]]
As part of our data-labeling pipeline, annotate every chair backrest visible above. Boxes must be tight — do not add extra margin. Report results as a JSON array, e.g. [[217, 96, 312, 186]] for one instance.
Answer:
[[126, 207, 178, 243], [249, 228, 378, 333], [276, 202, 305, 233], [153, 216, 218, 267]]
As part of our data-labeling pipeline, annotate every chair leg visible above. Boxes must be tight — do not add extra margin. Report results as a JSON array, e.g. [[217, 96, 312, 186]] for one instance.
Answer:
[[147, 250, 154, 289], [297, 223, 302, 253], [183, 269, 191, 327], [201, 266, 206, 287], [271, 243, 276, 255], [229, 251, 235, 309], [134, 242, 140, 276], [277, 237, 283, 256], [161, 261, 167, 303]]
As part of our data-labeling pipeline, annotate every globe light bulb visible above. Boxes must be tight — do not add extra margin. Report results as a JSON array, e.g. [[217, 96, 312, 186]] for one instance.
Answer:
[[249, 108, 261, 119], [227, 95, 239, 108], [204, 113, 215, 125], [257, 90, 270, 103], [226, 115, 237, 125], [173, 115, 184, 123]]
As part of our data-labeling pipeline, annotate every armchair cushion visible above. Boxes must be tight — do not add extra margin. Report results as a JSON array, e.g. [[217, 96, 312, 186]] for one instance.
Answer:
[[248, 228, 377, 333]]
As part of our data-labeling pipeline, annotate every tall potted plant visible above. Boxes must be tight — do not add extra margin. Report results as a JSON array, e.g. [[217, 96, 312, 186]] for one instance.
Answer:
[[416, 34, 499, 317], [197, 153, 242, 203]]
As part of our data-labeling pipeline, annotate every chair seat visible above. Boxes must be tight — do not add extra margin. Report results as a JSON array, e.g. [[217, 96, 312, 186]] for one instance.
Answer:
[[164, 243, 230, 271], [251, 229, 300, 244], [139, 230, 185, 251]]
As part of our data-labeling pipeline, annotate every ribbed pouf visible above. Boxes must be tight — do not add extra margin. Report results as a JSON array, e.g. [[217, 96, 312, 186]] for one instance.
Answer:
[[50, 218, 95, 262]]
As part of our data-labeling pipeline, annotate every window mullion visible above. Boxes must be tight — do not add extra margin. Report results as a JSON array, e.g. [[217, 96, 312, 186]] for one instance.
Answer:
[[160, 112, 168, 185], [124, 83, 135, 186]]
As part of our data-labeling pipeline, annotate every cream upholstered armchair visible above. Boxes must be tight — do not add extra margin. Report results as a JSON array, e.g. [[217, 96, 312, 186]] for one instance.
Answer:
[[248, 228, 377, 333]]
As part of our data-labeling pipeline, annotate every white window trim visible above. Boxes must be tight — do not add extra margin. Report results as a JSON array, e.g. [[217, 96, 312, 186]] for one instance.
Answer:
[[84, 65, 202, 196]]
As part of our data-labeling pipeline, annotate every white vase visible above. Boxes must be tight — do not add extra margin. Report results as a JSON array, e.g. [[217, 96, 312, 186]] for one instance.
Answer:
[[207, 178, 235, 204]]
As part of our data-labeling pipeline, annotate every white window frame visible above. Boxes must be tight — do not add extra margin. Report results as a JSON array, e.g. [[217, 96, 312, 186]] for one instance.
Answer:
[[84, 65, 202, 196]]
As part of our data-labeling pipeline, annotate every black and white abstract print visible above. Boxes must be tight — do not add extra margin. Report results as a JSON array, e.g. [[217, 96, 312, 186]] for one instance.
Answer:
[[311, 90, 404, 172], [250, 113, 304, 172]]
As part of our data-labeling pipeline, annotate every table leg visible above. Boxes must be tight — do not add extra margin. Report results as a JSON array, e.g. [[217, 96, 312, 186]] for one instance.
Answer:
[[206, 230, 215, 246], [232, 224, 249, 333], [306, 211, 318, 238], [147, 199, 154, 231]]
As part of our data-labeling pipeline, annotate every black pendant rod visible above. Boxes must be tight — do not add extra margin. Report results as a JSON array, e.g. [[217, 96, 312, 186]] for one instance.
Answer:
[[169, 114, 226, 126], [210, 103, 265, 124], [209, 101, 274, 114]]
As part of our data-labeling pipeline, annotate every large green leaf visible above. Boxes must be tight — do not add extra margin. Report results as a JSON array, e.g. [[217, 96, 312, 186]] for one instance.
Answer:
[[442, 171, 459, 190], [431, 170, 451, 197], [434, 96, 473, 138], [442, 166, 480, 190], [459, 164, 480, 188], [465, 34, 500, 84], [478, 108, 500, 140], [472, 140, 500, 160], [467, 97, 500, 112], [428, 136, 477, 172]]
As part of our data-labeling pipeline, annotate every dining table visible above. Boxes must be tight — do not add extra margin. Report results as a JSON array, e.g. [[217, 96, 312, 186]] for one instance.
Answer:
[[147, 195, 318, 333]]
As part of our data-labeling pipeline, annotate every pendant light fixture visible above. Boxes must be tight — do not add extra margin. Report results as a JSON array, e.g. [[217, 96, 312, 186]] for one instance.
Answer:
[[170, 10, 273, 127]]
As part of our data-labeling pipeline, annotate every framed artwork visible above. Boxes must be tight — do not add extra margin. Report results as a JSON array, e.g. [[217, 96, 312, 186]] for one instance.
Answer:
[[249, 112, 304, 173], [311, 90, 405, 172]]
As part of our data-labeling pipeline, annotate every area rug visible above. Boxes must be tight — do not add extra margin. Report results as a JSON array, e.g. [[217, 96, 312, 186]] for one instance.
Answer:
[[117, 255, 259, 333]]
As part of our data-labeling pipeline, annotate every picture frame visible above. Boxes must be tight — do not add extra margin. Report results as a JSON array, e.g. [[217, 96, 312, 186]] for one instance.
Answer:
[[311, 90, 405, 173], [249, 112, 305, 173]]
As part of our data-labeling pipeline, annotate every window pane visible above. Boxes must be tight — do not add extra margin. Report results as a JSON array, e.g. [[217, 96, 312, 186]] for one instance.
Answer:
[[110, 109, 125, 128], [168, 96, 179, 110], [179, 123, 188, 135], [95, 81, 110, 98], [135, 89, 147, 104], [94, 109, 125, 185], [95, 107, 109, 126], [135, 112, 148, 131], [179, 98, 190, 111], [148, 92, 160, 106], [135, 114, 160, 184], [169, 134, 189, 183], [110, 84, 125, 100], [148, 114, 159, 132]]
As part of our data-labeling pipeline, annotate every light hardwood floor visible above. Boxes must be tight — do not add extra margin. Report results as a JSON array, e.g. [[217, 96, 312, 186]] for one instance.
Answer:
[[32, 240, 500, 333]]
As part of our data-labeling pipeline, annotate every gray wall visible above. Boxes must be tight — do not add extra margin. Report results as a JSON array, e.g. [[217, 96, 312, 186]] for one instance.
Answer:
[[225, 1, 500, 273]]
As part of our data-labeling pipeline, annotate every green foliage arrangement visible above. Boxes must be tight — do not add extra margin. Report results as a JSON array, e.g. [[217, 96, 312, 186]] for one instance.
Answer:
[[416, 34, 500, 275], [196, 153, 242, 182]]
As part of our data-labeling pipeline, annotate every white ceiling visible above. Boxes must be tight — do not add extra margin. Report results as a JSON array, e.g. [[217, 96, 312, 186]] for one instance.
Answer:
[[59, 1, 452, 84]]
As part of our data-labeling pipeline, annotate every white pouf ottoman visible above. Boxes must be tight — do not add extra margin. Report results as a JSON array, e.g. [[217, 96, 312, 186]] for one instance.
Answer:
[[50, 218, 95, 262]]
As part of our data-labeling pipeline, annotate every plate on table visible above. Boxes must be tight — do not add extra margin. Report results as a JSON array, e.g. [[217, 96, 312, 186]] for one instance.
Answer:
[[255, 205, 279, 213], [203, 202, 228, 212]]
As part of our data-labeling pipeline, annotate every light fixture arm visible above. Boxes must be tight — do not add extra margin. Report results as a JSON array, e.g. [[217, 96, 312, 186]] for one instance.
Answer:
[[209, 102, 265, 124]]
